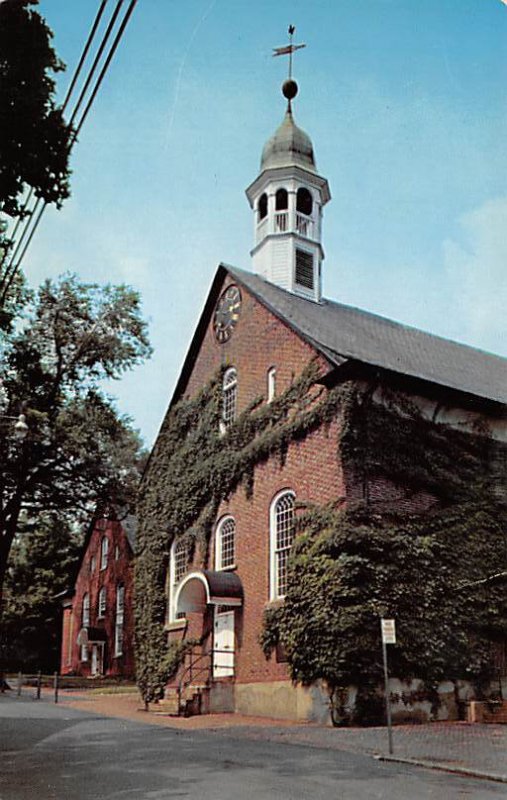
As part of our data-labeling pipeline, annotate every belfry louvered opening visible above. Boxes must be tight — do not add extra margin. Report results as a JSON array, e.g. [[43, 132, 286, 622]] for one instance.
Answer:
[[295, 248, 314, 290]]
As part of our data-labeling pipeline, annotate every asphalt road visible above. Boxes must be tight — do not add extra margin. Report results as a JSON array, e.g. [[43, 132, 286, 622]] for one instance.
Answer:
[[0, 697, 504, 800]]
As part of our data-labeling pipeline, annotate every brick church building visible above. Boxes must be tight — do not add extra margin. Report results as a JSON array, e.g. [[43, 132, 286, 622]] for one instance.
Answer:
[[136, 75, 507, 721]]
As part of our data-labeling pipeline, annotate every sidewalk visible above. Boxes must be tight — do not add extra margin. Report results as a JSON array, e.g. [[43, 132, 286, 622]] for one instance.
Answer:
[[22, 688, 507, 784]]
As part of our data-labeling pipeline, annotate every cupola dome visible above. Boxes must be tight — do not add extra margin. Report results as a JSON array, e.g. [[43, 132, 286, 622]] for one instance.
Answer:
[[260, 108, 316, 173]]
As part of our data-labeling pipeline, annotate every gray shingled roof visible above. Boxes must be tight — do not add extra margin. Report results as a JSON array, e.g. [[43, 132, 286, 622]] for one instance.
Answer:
[[226, 265, 507, 405]]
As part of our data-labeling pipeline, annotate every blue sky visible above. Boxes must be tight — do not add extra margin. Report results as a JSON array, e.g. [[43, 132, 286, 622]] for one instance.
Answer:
[[26, 0, 507, 445]]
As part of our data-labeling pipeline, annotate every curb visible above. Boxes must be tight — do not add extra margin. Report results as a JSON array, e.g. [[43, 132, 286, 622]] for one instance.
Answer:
[[375, 755, 507, 784]]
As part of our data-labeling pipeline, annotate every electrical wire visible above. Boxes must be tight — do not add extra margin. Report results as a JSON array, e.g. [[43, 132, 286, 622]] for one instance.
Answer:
[[1, 0, 139, 301]]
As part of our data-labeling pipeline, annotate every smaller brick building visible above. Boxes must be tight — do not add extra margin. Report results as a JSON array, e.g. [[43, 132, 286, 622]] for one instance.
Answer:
[[60, 514, 136, 678]]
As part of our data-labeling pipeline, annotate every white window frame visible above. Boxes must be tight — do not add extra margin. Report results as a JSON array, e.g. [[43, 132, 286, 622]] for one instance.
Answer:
[[267, 367, 276, 403], [221, 367, 237, 430], [269, 490, 296, 601], [115, 585, 125, 657], [100, 536, 109, 570], [215, 516, 236, 571], [90, 555, 96, 574], [168, 538, 189, 623], [80, 643, 89, 662], [98, 586, 107, 618]]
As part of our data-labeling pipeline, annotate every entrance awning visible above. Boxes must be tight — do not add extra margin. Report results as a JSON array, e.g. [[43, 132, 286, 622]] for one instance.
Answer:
[[175, 570, 243, 615], [76, 627, 107, 646]]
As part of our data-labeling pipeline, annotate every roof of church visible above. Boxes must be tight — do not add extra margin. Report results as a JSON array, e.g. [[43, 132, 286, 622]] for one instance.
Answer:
[[261, 108, 316, 173], [225, 265, 507, 406]]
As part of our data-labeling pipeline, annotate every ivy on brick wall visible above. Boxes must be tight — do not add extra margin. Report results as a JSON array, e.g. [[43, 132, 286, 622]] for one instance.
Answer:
[[135, 359, 506, 715], [261, 387, 507, 724], [135, 359, 349, 702]]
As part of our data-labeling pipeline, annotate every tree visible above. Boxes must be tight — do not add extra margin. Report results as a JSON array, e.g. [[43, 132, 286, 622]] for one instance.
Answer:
[[0, 0, 72, 218], [0, 0, 73, 314], [0, 273, 152, 607], [0, 515, 82, 672]]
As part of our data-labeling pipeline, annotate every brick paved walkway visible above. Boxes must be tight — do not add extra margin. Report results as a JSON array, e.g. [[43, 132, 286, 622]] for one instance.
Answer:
[[30, 688, 507, 783]]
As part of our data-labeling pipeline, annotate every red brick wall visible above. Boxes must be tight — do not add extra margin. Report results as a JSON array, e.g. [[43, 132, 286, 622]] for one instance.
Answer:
[[62, 519, 135, 678]]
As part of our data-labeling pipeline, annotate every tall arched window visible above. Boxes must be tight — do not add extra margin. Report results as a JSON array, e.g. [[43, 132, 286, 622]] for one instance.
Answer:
[[82, 593, 90, 626], [267, 367, 276, 403], [98, 586, 107, 618], [216, 516, 236, 570], [100, 536, 109, 570], [115, 585, 125, 657], [270, 491, 296, 600], [222, 367, 237, 429], [275, 188, 288, 210], [296, 187, 313, 216], [258, 193, 268, 221], [168, 538, 189, 622]]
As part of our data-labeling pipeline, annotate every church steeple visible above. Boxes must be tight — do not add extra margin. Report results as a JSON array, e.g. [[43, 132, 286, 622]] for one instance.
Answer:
[[246, 39, 330, 303]]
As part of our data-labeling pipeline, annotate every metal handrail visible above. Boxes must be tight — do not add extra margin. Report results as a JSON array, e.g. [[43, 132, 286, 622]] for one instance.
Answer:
[[176, 647, 235, 714]]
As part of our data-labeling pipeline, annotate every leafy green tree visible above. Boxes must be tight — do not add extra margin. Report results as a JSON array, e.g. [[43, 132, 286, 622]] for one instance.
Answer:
[[0, 0, 73, 318], [0, 0, 72, 218], [0, 515, 81, 672], [0, 273, 152, 608]]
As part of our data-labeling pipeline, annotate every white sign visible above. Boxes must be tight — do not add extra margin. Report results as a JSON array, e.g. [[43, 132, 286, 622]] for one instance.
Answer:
[[381, 618, 396, 645]]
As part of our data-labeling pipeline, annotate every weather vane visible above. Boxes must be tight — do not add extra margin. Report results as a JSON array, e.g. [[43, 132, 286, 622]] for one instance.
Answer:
[[272, 25, 306, 81]]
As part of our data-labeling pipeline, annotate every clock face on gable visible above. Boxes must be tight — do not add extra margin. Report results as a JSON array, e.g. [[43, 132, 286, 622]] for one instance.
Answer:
[[213, 285, 242, 343]]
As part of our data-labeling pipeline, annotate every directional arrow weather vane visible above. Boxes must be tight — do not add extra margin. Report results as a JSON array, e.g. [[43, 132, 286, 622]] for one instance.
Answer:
[[273, 25, 306, 80]]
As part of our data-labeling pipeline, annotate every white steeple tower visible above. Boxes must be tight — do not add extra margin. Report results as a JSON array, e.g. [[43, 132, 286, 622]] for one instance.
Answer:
[[246, 72, 331, 303]]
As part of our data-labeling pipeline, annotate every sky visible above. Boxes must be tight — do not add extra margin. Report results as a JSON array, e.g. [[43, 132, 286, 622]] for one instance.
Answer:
[[22, 0, 507, 445]]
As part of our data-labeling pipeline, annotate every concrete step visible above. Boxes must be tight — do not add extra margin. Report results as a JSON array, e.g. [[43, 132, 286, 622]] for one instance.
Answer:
[[151, 691, 181, 716]]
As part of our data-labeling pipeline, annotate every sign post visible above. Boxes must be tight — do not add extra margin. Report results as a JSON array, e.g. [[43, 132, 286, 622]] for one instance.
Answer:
[[381, 618, 396, 755]]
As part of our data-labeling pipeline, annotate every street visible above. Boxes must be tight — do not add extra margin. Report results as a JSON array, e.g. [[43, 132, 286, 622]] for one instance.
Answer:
[[0, 696, 505, 799]]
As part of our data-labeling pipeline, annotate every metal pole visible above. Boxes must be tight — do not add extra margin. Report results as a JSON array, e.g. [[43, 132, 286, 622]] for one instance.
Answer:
[[382, 637, 394, 755], [53, 672, 59, 704], [36, 671, 41, 700], [17, 671, 22, 697]]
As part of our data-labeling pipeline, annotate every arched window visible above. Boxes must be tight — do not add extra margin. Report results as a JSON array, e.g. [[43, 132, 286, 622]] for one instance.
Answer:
[[168, 538, 189, 622], [82, 593, 90, 626], [267, 367, 276, 403], [115, 585, 125, 657], [258, 193, 268, 221], [275, 188, 288, 210], [216, 516, 236, 570], [296, 187, 313, 216], [98, 586, 107, 618], [222, 367, 237, 429], [270, 491, 296, 600], [100, 536, 109, 570]]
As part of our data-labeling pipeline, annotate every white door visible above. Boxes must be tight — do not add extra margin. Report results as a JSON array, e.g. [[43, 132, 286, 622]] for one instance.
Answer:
[[213, 610, 235, 678], [90, 644, 104, 676]]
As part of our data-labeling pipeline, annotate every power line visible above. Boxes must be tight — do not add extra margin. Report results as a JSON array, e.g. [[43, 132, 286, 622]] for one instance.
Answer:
[[1, 0, 139, 302]]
